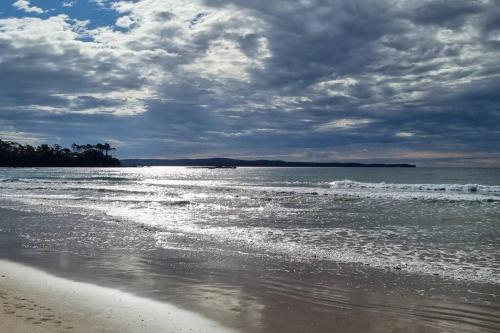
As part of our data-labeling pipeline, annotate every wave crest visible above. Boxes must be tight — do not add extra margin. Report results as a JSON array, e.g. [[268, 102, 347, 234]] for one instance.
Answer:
[[330, 180, 500, 194]]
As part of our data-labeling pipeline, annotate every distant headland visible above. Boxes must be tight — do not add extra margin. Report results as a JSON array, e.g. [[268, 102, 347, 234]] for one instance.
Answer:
[[1, 140, 416, 168], [0, 140, 120, 167], [122, 158, 416, 168]]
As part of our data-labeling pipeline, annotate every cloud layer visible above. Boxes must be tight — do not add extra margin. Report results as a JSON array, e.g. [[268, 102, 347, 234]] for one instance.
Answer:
[[1, 0, 500, 165], [12, 0, 45, 14]]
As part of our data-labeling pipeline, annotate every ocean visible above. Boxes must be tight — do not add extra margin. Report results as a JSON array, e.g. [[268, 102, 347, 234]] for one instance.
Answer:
[[1, 167, 499, 332]]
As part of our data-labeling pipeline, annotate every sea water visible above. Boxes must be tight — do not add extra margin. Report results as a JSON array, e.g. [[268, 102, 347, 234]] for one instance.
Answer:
[[0, 167, 499, 285]]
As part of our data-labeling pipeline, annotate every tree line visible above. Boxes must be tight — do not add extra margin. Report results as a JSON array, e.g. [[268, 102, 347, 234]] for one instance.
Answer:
[[0, 140, 121, 167]]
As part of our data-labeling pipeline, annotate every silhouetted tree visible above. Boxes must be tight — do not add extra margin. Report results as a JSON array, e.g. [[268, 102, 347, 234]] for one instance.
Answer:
[[0, 140, 121, 167]]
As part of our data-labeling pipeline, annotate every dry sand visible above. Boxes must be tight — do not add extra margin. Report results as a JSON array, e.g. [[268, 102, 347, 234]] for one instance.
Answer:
[[0, 260, 238, 333]]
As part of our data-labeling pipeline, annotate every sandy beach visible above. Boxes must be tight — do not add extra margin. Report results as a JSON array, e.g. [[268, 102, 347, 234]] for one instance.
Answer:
[[2, 255, 499, 333], [0, 260, 237, 333]]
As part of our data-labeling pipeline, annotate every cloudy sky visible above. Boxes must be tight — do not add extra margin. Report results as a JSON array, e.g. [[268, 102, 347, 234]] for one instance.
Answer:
[[1, 0, 500, 166]]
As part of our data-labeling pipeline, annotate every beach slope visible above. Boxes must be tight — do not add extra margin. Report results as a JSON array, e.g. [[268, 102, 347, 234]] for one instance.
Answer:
[[0, 260, 237, 333]]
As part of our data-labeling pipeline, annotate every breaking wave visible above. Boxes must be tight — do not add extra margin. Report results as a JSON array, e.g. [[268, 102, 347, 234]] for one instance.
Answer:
[[329, 180, 500, 202], [330, 180, 500, 194]]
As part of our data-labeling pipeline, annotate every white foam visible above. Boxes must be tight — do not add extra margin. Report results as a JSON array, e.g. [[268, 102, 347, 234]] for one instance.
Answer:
[[328, 180, 500, 202], [141, 179, 234, 187], [0, 193, 84, 201], [154, 225, 500, 284], [330, 180, 500, 194]]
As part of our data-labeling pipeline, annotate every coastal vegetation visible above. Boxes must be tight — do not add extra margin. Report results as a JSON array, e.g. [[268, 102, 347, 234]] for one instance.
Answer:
[[0, 140, 120, 167]]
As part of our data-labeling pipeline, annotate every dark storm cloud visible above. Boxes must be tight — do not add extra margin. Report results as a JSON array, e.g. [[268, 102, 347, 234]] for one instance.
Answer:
[[0, 0, 500, 165]]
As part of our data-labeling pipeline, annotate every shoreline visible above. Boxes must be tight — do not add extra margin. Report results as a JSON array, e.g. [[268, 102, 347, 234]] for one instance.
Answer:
[[1, 205, 500, 333], [0, 259, 238, 333]]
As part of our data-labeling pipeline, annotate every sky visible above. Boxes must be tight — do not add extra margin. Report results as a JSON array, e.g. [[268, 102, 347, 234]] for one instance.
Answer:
[[0, 0, 500, 166]]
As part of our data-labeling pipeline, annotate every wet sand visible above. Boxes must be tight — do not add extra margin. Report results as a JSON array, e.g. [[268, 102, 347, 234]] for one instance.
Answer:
[[2, 257, 499, 333], [0, 260, 237, 333]]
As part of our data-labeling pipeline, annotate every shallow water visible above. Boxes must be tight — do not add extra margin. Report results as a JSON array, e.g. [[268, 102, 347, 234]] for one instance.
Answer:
[[0, 167, 499, 332]]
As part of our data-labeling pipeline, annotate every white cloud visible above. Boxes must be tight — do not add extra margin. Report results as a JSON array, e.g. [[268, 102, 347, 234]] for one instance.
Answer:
[[111, 1, 136, 13], [395, 131, 415, 138], [103, 0, 270, 82], [90, 0, 108, 7], [0, 0, 271, 116], [62, 1, 77, 7], [116, 16, 134, 28], [0, 15, 153, 115], [182, 38, 268, 82], [313, 77, 359, 97], [12, 0, 45, 14], [0, 129, 46, 145], [316, 119, 374, 132]]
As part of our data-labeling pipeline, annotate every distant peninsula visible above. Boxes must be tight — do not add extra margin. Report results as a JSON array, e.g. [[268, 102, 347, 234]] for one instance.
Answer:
[[0, 140, 120, 167], [122, 158, 416, 168]]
